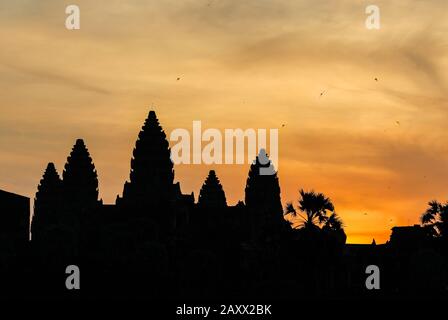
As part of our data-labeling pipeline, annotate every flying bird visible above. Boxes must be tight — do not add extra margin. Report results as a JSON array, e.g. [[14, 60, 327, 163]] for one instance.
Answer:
[[374, 78, 378, 81], [282, 124, 286, 128], [177, 77, 181, 81], [395, 120, 400, 126], [320, 91, 325, 97]]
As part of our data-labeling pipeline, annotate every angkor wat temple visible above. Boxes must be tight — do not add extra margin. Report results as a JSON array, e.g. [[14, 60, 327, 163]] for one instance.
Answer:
[[0, 111, 447, 300]]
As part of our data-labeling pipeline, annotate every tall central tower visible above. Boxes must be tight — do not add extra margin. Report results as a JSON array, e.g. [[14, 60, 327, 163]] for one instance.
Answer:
[[120, 110, 175, 210]]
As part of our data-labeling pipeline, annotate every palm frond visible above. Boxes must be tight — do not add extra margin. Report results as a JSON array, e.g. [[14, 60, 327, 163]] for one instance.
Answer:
[[421, 200, 441, 225], [324, 213, 344, 231], [284, 202, 296, 216]]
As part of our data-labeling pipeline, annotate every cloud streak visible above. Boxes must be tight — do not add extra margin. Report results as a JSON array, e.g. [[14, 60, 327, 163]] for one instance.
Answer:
[[1, 62, 110, 95]]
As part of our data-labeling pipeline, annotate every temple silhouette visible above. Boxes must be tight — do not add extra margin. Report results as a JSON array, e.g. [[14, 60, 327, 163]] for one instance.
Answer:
[[0, 110, 447, 299]]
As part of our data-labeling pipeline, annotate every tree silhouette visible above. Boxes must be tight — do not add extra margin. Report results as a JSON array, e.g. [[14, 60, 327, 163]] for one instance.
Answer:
[[198, 170, 227, 209], [421, 200, 448, 238], [285, 189, 336, 230], [63, 139, 99, 208], [121, 111, 174, 208], [322, 212, 344, 232], [322, 212, 347, 249], [285, 189, 346, 291], [31, 162, 62, 242]]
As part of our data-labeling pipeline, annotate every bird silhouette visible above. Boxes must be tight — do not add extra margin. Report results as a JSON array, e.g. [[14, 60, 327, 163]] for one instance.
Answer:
[[177, 77, 181, 81], [374, 78, 378, 81], [282, 124, 286, 128], [320, 91, 325, 97], [396, 120, 400, 125]]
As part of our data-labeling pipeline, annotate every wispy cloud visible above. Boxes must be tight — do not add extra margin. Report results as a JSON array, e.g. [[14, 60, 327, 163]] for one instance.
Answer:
[[1, 62, 110, 95]]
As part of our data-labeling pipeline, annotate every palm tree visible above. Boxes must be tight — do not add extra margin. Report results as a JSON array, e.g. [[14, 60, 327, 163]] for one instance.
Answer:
[[421, 200, 448, 238], [285, 189, 341, 230], [322, 213, 344, 232], [286, 190, 347, 259]]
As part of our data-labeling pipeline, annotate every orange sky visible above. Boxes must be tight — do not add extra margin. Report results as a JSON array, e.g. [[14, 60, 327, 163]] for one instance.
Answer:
[[1, 0, 448, 244]]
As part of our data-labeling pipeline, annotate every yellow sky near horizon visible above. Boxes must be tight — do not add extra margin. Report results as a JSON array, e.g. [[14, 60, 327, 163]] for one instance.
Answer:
[[1, 0, 448, 244]]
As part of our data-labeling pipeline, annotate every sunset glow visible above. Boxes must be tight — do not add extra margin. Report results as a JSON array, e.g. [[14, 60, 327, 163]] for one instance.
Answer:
[[1, 0, 448, 244]]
